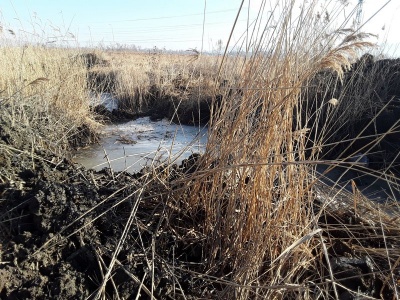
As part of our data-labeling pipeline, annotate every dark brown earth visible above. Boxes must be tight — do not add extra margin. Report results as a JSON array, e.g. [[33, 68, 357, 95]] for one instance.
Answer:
[[0, 102, 209, 299], [0, 151, 208, 299], [302, 54, 400, 174], [0, 110, 207, 299]]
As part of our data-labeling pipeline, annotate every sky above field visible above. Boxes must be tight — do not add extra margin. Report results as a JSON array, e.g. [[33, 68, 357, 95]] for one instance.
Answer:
[[1, 0, 400, 56]]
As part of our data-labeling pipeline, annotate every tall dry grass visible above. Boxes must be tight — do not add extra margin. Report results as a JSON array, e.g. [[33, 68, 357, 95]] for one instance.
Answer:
[[170, 1, 400, 298], [87, 49, 244, 118], [0, 45, 98, 154]]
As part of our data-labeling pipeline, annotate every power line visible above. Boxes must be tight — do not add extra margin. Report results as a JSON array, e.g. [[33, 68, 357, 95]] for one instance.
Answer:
[[201, 0, 207, 53], [90, 8, 238, 24], [355, 0, 364, 29], [90, 19, 249, 35], [82, 38, 203, 44]]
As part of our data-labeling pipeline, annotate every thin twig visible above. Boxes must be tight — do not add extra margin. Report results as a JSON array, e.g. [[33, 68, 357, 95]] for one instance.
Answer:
[[318, 230, 340, 300]]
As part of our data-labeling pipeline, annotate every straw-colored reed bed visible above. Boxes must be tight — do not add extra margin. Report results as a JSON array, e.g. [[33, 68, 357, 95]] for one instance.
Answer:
[[1, 0, 400, 299]]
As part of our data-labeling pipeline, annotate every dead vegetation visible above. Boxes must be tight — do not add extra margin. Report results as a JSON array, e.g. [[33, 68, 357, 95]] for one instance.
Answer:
[[0, 45, 99, 155], [1, 1, 400, 299], [86, 49, 242, 125]]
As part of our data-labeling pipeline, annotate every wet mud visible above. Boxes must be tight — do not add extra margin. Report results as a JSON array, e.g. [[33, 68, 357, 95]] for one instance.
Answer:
[[302, 54, 400, 174]]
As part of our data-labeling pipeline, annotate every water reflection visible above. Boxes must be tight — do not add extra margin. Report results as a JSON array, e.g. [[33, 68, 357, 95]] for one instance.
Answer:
[[74, 117, 207, 172]]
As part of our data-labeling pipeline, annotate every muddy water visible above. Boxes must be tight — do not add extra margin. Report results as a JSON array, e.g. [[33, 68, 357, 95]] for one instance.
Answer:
[[74, 117, 399, 203], [74, 117, 207, 172]]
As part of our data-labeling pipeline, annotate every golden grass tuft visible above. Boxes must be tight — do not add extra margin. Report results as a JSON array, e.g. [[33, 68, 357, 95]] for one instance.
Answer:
[[0, 45, 98, 155], [169, 1, 400, 298]]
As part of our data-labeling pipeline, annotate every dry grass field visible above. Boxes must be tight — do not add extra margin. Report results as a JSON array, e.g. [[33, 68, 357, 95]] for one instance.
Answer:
[[86, 49, 244, 125], [1, 1, 400, 299]]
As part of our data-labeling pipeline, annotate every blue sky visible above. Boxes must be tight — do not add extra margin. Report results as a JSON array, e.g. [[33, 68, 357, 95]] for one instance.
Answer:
[[1, 0, 245, 51], [1, 1, 400, 56]]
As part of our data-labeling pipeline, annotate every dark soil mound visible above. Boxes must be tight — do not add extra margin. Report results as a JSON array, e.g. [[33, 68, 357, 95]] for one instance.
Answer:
[[148, 96, 212, 125], [92, 104, 139, 123], [91, 88, 213, 126], [302, 54, 400, 172], [1, 130, 398, 299], [0, 142, 207, 298]]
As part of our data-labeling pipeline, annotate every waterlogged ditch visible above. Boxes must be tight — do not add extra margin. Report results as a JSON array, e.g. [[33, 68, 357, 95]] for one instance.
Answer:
[[0, 103, 210, 298], [73, 110, 399, 206], [2, 108, 398, 299], [74, 92, 207, 172]]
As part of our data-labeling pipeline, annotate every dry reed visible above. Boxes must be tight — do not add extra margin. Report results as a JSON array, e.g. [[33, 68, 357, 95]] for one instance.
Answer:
[[169, 1, 400, 299], [0, 45, 98, 155], [1, 1, 400, 299]]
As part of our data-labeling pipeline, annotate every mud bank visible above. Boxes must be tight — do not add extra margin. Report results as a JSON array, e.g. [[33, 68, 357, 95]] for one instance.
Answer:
[[0, 102, 203, 298], [1, 150, 398, 298], [91, 93, 213, 126], [1, 141, 206, 298], [85, 52, 215, 127], [302, 54, 400, 173]]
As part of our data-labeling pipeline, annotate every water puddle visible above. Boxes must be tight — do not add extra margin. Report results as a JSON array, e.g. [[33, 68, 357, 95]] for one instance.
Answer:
[[74, 117, 207, 172], [315, 164, 400, 205], [74, 106, 398, 205]]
